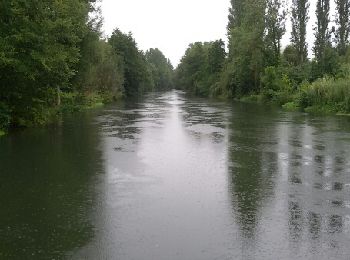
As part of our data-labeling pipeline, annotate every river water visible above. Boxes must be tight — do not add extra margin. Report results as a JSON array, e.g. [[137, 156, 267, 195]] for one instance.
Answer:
[[1, 90, 350, 259]]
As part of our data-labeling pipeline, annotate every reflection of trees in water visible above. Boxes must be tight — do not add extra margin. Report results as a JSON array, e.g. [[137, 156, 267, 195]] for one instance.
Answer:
[[0, 113, 103, 259], [227, 106, 350, 255], [285, 116, 350, 246], [227, 104, 279, 241]]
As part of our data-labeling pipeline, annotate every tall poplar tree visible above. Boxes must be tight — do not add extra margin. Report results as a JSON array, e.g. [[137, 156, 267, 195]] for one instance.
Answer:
[[335, 0, 350, 55], [314, 0, 331, 63], [291, 0, 310, 64], [264, 0, 287, 66], [227, 0, 244, 59]]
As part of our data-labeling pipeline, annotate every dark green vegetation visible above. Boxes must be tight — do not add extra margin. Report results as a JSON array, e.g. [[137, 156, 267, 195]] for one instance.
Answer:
[[0, 1, 173, 134], [175, 40, 226, 97], [175, 0, 350, 115]]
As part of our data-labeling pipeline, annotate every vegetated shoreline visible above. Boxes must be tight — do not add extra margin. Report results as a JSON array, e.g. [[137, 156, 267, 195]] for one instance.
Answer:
[[1, 2, 174, 138], [0, 91, 118, 137], [173, 1, 350, 120], [2, 86, 349, 138], [240, 94, 350, 116], [237, 77, 350, 117]]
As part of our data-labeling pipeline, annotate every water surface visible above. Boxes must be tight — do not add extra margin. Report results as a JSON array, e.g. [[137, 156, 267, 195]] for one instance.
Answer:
[[1, 91, 350, 259]]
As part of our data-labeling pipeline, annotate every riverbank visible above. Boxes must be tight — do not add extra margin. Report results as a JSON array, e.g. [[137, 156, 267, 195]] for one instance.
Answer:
[[238, 75, 350, 116], [0, 91, 122, 137]]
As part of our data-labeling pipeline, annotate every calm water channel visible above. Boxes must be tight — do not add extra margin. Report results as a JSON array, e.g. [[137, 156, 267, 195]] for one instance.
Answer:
[[1, 90, 350, 259]]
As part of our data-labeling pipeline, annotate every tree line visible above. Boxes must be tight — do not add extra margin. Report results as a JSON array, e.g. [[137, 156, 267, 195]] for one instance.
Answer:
[[175, 0, 350, 114], [0, 0, 173, 134]]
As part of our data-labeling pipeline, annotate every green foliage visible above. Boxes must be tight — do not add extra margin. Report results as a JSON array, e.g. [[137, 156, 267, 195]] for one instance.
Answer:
[[298, 76, 350, 113], [0, 1, 173, 132], [261, 66, 294, 104], [314, 0, 331, 67], [335, 0, 350, 55], [311, 46, 340, 79], [175, 41, 226, 97], [73, 32, 124, 98], [60, 92, 104, 113], [0, 0, 89, 126], [226, 0, 266, 96], [282, 102, 300, 111], [264, 0, 287, 66], [109, 29, 154, 97], [173, 0, 350, 116], [291, 0, 310, 64], [145, 48, 174, 91]]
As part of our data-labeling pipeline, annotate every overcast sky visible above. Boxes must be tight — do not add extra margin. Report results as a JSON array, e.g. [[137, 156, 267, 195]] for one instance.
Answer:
[[101, 0, 335, 67]]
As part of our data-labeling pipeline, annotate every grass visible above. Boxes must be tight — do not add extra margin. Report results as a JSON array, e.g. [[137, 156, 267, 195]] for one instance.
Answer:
[[300, 77, 350, 114]]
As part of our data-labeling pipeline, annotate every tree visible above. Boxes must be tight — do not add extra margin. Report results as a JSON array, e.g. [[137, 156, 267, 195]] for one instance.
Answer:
[[108, 29, 154, 96], [227, 0, 266, 96], [335, 0, 350, 55], [314, 0, 331, 69], [264, 0, 287, 66], [0, 0, 90, 126], [175, 41, 226, 96], [72, 4, 124, 100], [227, 0, 245, 57], [145, 48, 174, 91], [208, 40, 226, 74], [291, 0, 310, 64]]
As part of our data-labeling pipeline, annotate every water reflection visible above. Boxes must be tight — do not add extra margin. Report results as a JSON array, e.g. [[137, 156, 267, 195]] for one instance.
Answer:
[[227, 103, 279, 254], [0, 113, 102, 259], [225, 102, 350, 258]]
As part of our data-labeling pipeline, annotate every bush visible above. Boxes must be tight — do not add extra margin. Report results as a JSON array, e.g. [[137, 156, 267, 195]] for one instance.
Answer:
[[261, 66, 294, 105], [299, 77, 350, 113]]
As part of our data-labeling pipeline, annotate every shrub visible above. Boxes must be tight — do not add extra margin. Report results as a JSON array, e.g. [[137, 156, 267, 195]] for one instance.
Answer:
[[299, 77, 350, 113]]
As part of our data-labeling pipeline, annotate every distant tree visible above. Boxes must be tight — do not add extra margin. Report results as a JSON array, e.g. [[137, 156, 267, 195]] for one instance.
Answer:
[[145, 48, 174, 91], [282, 45, 299, 66], [108, 29, 154, 96], [208, 40, 226, 73], [175, 41, 226, 96]]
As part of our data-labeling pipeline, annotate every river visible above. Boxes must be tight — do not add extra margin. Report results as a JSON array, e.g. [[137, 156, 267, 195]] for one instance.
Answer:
[[1, 90, 350, 259]]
